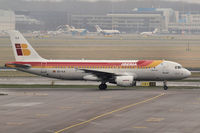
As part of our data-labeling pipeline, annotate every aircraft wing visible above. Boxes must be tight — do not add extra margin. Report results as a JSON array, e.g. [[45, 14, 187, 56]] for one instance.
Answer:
[[78, 68, 119, 81]]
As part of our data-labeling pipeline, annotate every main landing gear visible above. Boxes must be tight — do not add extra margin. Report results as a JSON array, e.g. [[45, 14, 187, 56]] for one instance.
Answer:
[[99, 83, 107, 90], [163, 81, 168, 90]]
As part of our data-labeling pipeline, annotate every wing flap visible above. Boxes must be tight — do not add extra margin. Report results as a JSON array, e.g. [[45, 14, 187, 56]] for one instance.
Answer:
[[79, 68, 118, 81]]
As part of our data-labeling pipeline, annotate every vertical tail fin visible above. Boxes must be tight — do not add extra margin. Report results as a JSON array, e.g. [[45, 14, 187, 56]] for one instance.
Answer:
[[70, 26, 75, 29], [153, 28, 158, 34], [95, 25, 102, 32], [65, 25, 72, 31], [8, 30, 46, 61]]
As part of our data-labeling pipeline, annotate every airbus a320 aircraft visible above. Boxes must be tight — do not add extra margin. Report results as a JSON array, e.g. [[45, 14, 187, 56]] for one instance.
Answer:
[[5, 31, 191, 90]]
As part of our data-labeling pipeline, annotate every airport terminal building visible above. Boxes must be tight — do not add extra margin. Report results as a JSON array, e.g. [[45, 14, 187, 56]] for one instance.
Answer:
[[0, 9, 15, 31], [2, 8, 200, 34], [71, 8, 200, 34], [72, 13, 163, 33], [71, 8, 179, 33], [168, 13, 200, 33]]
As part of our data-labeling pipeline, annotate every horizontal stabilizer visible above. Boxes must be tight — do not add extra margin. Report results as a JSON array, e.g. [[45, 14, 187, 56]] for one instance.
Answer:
[[5, 63, 31, 69]]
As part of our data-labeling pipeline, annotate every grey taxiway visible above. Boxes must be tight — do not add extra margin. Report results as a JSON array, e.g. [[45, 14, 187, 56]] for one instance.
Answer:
[[1, 87, 200, 133]]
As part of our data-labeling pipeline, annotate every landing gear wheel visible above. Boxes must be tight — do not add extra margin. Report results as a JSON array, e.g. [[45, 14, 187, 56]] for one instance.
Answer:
[[163, 81, 168, 90], [99, 83, 107, 90], [133, 82, 136, 86], [164, 86, 168, 90]]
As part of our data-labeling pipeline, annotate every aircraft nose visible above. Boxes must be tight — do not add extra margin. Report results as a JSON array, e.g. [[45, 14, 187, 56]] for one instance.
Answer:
[[184, 69, 191, 78]]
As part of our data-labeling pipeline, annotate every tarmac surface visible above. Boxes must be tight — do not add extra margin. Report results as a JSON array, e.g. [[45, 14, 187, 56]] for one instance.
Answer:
[[0, 77, 199, 87], [1, 87, 200, 133]]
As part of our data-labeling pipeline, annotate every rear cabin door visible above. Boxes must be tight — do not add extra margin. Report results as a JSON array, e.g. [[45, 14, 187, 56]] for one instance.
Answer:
[[41, 62, 47, 74]]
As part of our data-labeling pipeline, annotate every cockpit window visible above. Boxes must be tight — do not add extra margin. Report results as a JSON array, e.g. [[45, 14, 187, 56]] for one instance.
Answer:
[[175, 66, 182, 69]]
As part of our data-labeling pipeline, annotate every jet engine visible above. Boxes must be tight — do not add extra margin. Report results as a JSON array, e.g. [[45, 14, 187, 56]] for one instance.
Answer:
[[115, 76, 135, 87]]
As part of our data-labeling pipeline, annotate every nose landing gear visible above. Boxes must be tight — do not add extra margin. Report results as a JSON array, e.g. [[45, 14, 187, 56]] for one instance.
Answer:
[[163, 81, 168, 90]]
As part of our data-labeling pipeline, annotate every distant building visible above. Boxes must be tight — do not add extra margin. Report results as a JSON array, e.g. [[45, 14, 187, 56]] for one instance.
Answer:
[[4, 8, 200, 34], [15, 14, 42, 32], [15, 15, 41, 25], [71, 8, 179, 33], [15, 11, 68, 31], [168, 12, 200, 33], [72, 14, 162, 33], [0, 9, 15, 31], [107, 13, 163, 33]]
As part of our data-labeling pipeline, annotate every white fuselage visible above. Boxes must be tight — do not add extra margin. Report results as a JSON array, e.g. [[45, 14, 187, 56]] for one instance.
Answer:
[[13, 60, 190, 82], [140, 32, 154, 36], [100, 30, 120, 35]]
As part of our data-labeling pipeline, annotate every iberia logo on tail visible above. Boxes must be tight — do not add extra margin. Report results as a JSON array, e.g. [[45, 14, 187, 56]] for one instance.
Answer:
[[15, 44, 31, 56]]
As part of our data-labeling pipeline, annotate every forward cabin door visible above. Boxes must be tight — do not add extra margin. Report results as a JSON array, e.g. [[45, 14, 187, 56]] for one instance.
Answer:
[[41, 62, 47, 75], [161, 63, 169, 80]]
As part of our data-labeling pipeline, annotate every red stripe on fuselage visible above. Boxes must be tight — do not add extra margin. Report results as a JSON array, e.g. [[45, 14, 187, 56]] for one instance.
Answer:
[[137, 60, 153, 66], [6, 60, 157, 67]]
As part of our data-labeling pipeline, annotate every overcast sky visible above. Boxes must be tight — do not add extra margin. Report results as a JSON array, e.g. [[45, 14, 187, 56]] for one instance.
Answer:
[[19, 0, 200, 4], [0, 0, 199, 14]]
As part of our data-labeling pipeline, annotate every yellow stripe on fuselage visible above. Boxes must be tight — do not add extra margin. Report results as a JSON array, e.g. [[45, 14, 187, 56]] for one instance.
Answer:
[[14, 60, 164, 69], [31, 66, 156, 69], [146, 60, 163, 68]]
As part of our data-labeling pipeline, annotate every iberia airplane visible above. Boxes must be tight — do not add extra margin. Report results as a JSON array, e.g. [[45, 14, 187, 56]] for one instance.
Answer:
[[5, 31, 191, 90]]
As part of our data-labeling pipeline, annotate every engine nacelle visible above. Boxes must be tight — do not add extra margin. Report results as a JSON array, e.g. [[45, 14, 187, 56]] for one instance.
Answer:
[[115, 76, 135, 87]]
